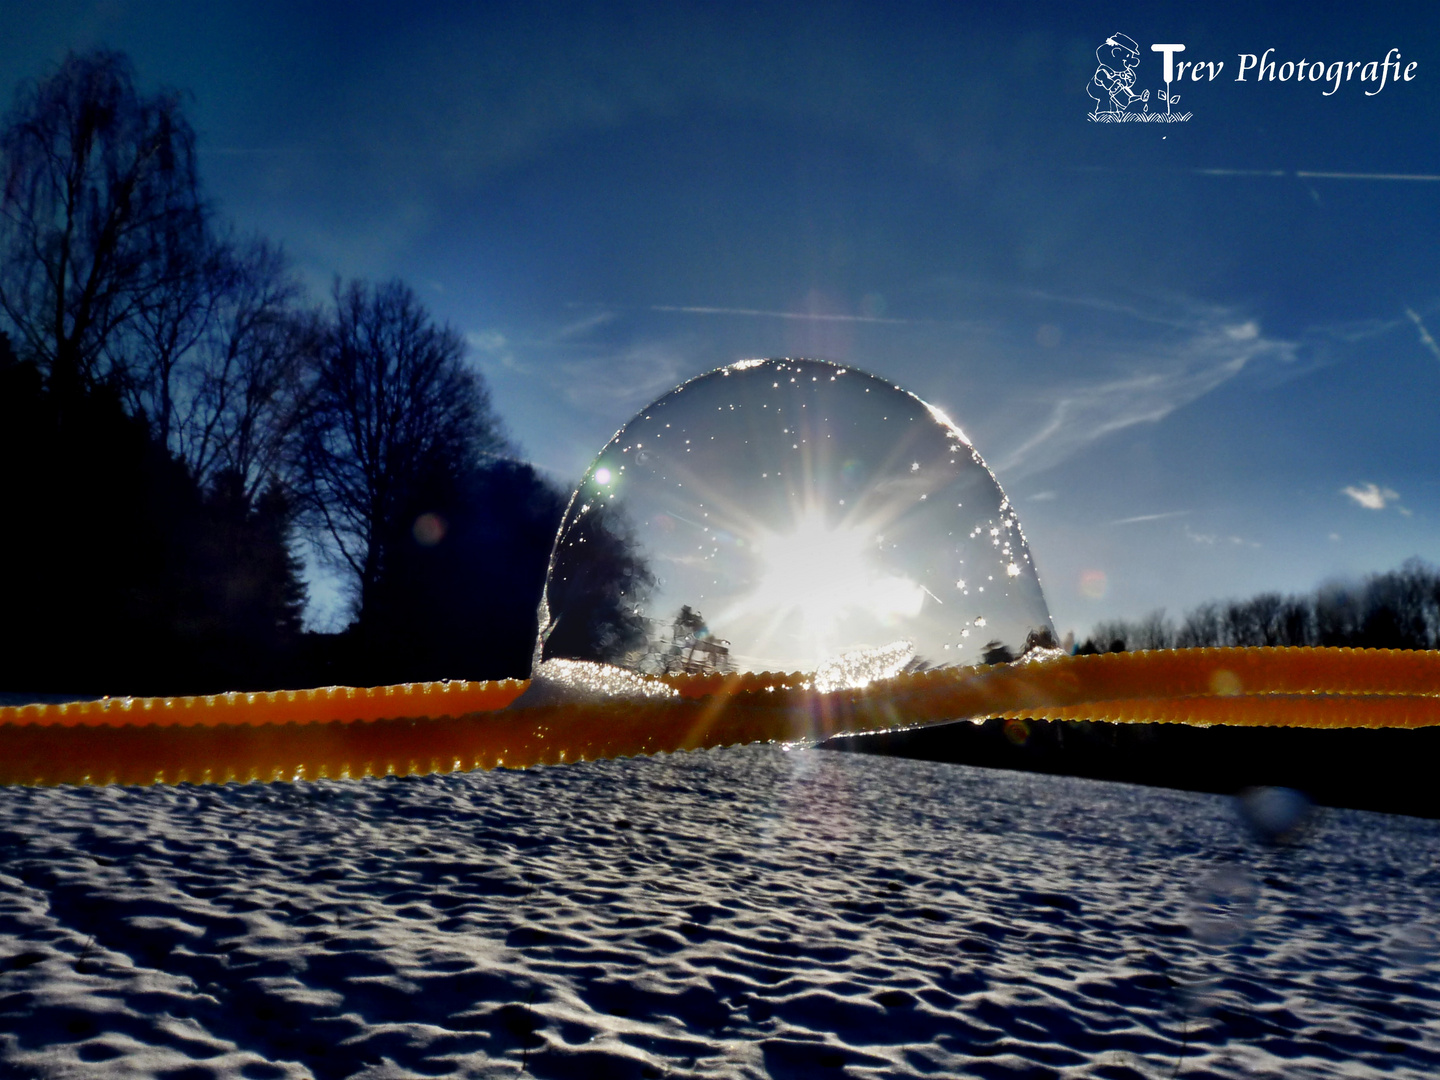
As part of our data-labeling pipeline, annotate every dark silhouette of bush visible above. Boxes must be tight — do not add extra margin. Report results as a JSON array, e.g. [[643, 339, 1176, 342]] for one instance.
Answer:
[[349, 459, 569, 684], [0, 332, 308, 696]]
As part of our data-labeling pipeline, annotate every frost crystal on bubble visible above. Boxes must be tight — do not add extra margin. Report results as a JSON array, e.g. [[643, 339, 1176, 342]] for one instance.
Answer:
[[516, 658, 680, 708], [813, 641, 916, 694], [535, 358, 1052, 689]]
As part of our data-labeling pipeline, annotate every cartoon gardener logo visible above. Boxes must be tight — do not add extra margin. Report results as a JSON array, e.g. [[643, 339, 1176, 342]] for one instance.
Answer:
[[1088, 34, 1192, 122]]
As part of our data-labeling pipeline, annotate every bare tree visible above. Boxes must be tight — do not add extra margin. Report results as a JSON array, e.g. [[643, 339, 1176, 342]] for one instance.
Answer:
[[1275, 594, 1314, 647], [1175, 600, 1223, 648], [121, 217, 221, 453], [1358, 559, 1440, 650], [172, 235, 313, 499], [0, 51, 204, 396], [1314, 580, 1364, 647], [1130, 609, 1175, 650], [1224, 593, 1287, 647], [1092, 560, 1440, 654], [297, 278, 505, 619]]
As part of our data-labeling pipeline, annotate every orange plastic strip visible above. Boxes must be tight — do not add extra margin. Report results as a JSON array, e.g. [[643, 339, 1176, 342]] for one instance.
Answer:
[[1, 648, 1437, 787], [0, 679, 527, 728]]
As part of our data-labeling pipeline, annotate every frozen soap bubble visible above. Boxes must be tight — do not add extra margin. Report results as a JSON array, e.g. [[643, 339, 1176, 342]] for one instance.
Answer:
[[535, 358, 1053, 687]]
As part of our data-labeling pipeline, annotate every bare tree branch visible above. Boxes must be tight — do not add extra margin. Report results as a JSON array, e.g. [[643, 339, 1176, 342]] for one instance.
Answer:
[[296, 278, 506, 621], [0, 51, 204, 397]]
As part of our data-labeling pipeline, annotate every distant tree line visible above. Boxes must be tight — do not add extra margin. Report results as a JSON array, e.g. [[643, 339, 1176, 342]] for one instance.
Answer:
[[1079, 558, 1440, 654], [0, 50, 615, 697]]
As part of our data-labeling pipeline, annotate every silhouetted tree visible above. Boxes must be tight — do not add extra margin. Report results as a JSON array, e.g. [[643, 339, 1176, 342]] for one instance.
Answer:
[[296, 278, 506, 625], [0, 50, 204, 399], [980, 640, 1016, 665], [1355, 559, 1439, 650], [167, 236, 313, 498], [674, 605, 706, 637], [120, 196, 217, 452], [540, 501, 656, 666], [1222, 593, 1294, 647], [1173, 601, 1220, 649], [1087, 611, 1169, 654], [0, 53, 320, 697], [1275, 594, 1313, 647], [352, 460, 569, 682], [1086, 559, 1440, 654], [0, 51, 661, 692]]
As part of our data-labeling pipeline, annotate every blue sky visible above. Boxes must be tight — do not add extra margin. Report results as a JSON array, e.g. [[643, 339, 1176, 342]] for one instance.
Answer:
[[4, 1, 1438, 637]]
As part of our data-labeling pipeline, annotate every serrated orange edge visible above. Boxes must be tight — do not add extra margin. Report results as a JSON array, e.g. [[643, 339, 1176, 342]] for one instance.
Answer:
[[2, 648, 1437, 786]]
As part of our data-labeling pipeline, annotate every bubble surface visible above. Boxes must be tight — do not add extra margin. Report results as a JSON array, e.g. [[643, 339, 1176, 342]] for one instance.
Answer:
[[537, 358, 1053, 683]]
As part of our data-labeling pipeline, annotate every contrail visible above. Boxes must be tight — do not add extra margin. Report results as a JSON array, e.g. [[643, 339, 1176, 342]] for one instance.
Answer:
[[1109, 510, 1191, 525], [651, 305, 908, 325], [1295, 171, 1440, 181], [1190, 168, 1440, 182], [1406, 308, 1440, 362]]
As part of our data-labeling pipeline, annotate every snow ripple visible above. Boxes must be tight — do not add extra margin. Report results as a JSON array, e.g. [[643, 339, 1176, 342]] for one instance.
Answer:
[[1, 747, 1438, 1078]]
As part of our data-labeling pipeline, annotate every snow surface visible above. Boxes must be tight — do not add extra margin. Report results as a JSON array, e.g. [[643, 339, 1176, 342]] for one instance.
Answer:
[[1, 746, 1438, 1079]]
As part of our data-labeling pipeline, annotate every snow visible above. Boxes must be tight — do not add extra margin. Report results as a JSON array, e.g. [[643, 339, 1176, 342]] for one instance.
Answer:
[[1, 746, 1438, 1078]]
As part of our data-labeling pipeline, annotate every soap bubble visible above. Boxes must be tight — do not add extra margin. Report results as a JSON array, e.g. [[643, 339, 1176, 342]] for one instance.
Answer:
[[536, 358, 1052, 685]]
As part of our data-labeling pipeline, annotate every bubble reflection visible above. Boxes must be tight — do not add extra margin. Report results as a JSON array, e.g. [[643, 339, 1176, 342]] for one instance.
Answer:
[[1237, 786, 1314, 845], [1185, 865, 1258, 947], [536, 358, 1053, 684], [1385, 922, 1438, 968]]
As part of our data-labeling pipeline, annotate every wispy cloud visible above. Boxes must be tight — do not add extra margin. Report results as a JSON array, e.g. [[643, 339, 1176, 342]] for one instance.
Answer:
[[1342, 482, 1400, 510], [1184, 524, 1260, 548], [993, 301, 1296, 478], [469, 309, 696, 420], [1110, 510, 1190, 525], [650, 304, 908, 325], [555, 341, 688, 412], [1406, 308, 1440, 363], [466, 329, 525, 372], [1193, 168, 1287, 177], [556, 309, 618, 339]]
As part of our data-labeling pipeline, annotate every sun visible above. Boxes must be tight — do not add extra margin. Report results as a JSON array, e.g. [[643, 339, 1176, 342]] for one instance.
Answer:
[[753, 513, 868, 637], [749, 510, 925, 651]]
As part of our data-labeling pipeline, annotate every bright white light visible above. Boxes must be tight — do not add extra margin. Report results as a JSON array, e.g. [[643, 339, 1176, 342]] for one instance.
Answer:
[[752, 512, 924, 643], [813, 640, 914, 693], [594, 467, 612, 485]]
